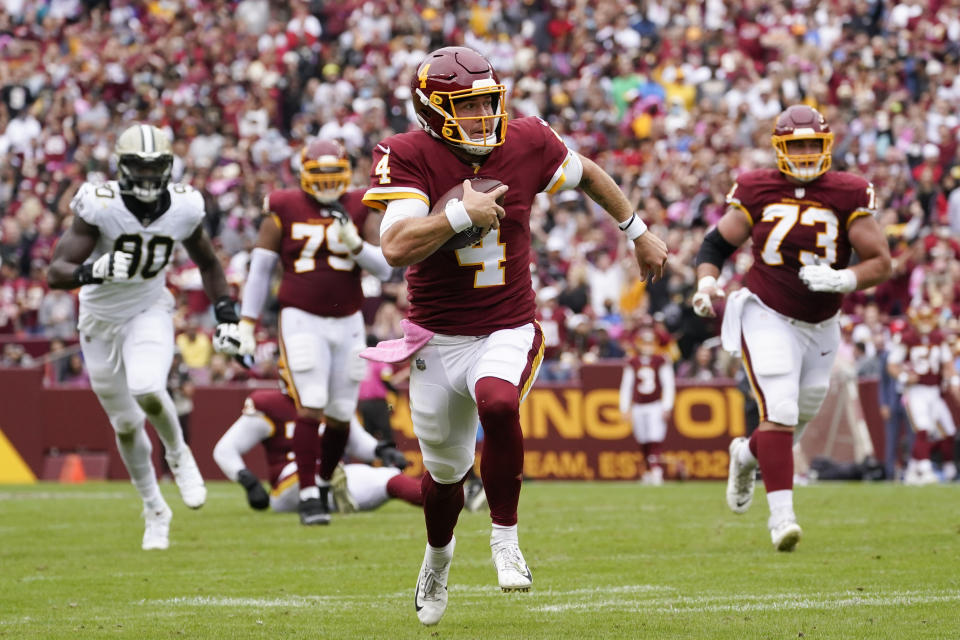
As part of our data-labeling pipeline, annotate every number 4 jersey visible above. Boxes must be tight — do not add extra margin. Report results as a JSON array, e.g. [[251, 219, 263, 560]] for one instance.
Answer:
[[727, 168, 876, 323], [71, 180, 204, 322]]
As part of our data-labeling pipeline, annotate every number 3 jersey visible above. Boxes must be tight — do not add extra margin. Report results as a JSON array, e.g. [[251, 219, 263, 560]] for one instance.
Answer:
[[363, 116, 571, 336], [71, 180, 204, 322], [727, 169, 876, 323]]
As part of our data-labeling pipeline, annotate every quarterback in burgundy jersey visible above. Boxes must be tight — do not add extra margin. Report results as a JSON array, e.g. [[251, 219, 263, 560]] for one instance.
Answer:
[[692, 105, 892, 552], [886, 305, 959, 484], [238, 138, 394, 527], [212, 388, 423, 513], [363, 46, 667, 626]]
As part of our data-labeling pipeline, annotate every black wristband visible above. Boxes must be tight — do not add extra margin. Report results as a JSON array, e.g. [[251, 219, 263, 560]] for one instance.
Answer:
[[214, 296, 239, 324], [73, 263, 102, 286]]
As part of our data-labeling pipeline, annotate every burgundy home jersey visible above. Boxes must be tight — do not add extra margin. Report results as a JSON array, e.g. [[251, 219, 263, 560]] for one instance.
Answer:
[[266, 188, 371, 318], [898, 328, 948, 387], [727, 169, 876, 323], [363, 116, 570, 335], [242, 389, 298, 487], [627, 354, 667, 404]]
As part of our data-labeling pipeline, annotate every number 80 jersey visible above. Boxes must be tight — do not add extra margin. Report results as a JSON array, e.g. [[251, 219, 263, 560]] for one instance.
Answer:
[[70, 180, 205, 322], [728, 168, 876, 323]]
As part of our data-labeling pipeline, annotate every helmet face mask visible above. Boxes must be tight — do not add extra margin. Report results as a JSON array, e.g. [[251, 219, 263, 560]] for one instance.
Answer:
[[412, 46, 508, 156], [115, 124, 173, 203], [300, 139, 351, 203], [909, 304, 938, 334], [771, 105, 834, 182]]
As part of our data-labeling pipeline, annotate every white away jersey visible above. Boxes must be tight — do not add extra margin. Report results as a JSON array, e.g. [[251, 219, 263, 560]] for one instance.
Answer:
[[71, 180, 205, 322]]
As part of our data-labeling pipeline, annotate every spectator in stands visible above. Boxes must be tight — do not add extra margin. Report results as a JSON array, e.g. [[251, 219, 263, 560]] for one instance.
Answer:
[[175, 316, 213, 372], [1, 342, 34, 367]]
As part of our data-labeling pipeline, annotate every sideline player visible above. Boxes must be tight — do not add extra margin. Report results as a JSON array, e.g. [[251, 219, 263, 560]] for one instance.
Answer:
[[692, 105, 891, 551], [212, 387, 424, 513], [47, 124, 243, 550], [237, 138, 394, 525], [362, 46, 667, 625]]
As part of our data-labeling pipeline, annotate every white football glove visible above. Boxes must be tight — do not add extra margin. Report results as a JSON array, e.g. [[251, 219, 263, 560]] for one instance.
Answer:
[[213, 322, 243, 355], [692, 275, 724, 318], [336, 218, 363, 252], [91, 251, 134, 281], [238, 319, 257, 356], [798, 264, 857, 293]]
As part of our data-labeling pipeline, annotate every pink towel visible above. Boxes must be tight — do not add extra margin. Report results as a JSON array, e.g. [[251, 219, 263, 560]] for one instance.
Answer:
[[360, 319, 435, 364]]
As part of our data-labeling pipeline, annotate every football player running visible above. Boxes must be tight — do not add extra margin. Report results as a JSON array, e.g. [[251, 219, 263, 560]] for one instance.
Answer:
[[212, 387, 423, 514], [48, 124, 244, 550], [236, 138, 393, 526], [362, 46, 667, 625], [691, 105, 892, 551]]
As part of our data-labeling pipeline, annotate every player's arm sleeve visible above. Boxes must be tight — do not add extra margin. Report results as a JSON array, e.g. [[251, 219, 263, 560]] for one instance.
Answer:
[[345, 414, 378, 462], [352, 243, 394, 281], [659, 363, 676, 411], [543, 148, 584, 194], [535, 121, 582, 194], [619, 366, 634, 414], [379, 197, 429, 237], [212, 414, 273, 481], [240, 247, 279, 320]]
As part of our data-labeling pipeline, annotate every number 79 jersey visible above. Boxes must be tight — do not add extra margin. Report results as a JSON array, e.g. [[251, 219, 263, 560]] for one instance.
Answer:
[[728, 168, 876, 323], [70, 180, 205, 321]]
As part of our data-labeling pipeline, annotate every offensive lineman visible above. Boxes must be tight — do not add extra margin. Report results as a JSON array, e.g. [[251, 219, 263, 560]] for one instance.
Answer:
[[48, 124, 244, 550], [236, 138, 394, 525], [691, 105, 892, 551]]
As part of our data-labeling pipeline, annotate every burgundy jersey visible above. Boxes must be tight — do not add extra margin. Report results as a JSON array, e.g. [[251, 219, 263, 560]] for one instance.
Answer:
[[363, 117, 570, 335], [243, 389, 298, 487], [898, 328, 948, 386], [627, 354, 667, 404], [267, 188, 371, 318], [728, 169, 876, 323]]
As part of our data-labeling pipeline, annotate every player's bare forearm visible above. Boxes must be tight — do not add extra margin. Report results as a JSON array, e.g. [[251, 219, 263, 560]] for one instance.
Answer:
[[183, 226, 231, 301], [48, 218, 99, 289], [850, 255, 892, 291], [577, 154, 633, 224], [848, 215, 892, 290], [380, 216, 457, 266]]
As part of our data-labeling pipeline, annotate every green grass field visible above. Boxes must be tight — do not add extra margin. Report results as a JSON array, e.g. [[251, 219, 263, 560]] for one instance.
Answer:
[[1, 481, 959, 639]]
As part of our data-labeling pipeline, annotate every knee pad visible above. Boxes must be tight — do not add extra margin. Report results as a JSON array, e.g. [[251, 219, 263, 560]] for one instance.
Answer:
[[110, 408, 145, 436], [134, 391, 164, 416], [284, 333, 318, 372], [768, 398, 799, 427], [798, 386, 828, 424], [298, 385, 328, 412], [422, 444, 475, 484]]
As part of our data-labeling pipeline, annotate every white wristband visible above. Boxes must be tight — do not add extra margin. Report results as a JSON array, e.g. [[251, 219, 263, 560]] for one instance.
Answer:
[[444, 199, 473, 233], [696, 275, 718, 292], [618, 213, 647, 240]]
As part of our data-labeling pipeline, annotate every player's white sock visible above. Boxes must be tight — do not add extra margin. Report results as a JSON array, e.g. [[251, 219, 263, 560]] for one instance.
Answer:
[[427, 538, 455, 568], [767, 489, 793, 514], [299, 486, 320, 500], [490, 523, 518, 547], [116, 427, 163, 509], [136, 390, 186, 454]]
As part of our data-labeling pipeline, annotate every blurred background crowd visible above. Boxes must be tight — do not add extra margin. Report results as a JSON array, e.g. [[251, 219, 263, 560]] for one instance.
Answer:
[[1, 0, 959, 398]]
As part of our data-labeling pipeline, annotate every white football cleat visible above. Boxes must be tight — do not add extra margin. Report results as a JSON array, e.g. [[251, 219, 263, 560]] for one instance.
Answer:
[[491, 541, 532, 592], [166, 446, 207, 509], [768, 508, 802, 552], [330, 463, 357, 513], [414, 538, 454, 626], [726, 437, 757, 514], [142, 503, 173, 551]]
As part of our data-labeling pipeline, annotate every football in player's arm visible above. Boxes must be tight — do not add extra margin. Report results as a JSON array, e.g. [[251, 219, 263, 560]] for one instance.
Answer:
[[361, 46, 667, 627], [47, 123, 242, 551], [236, 138, 394, 527], [691, 105, 891, 552]]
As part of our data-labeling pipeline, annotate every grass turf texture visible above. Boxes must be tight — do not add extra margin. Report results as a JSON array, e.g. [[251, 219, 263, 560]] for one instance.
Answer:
[[1, 481, 958, 639]]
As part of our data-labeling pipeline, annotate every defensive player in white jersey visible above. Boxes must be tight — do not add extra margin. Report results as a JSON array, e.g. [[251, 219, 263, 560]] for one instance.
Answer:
[[48, 124, 244, 550]]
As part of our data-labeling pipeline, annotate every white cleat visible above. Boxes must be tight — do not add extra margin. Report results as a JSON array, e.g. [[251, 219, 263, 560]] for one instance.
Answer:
[[330, 463, 357, 513], [142, 503, 172, 551], [491, 542, 532, 592], [726, 437, 757, 514], [769, 509, 802, 552], [166, 446, 207, 509], [414, 538, 454, 626]]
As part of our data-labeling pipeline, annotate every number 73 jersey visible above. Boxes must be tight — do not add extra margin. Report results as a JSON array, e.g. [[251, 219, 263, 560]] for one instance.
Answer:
[[71, 180, 205, 321], [727, 168, 876, 323]]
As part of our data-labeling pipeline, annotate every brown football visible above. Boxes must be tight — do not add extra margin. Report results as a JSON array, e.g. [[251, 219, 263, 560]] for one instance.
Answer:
[[430, 178, 506, 251]]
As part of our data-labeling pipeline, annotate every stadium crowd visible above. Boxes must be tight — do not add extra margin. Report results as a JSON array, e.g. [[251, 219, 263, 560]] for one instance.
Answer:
[[1, 1, 959, 473]]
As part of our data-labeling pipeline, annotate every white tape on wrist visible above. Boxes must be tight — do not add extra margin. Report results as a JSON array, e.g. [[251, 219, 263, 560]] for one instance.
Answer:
[[697, 275, 718, 292], [444, 199, 473, 233], [618, 213, 648, 240], [837, 268, 857, 293]]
